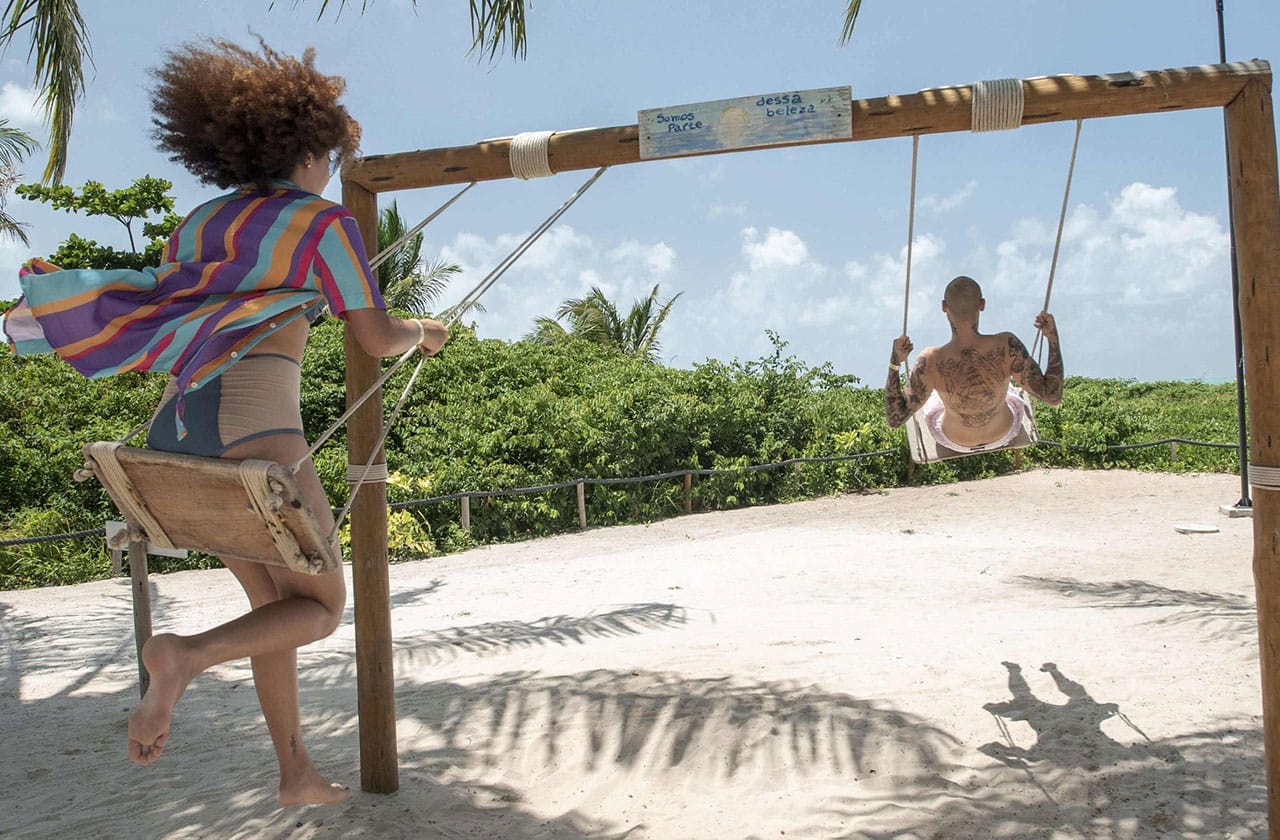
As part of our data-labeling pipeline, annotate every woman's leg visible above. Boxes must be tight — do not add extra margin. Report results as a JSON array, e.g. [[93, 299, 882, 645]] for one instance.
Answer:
[[231, 554, 351, 806], [127, 430, 350, 804]]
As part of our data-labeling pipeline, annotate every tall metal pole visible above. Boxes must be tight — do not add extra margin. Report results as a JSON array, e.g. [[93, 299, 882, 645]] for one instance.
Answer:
[[1219, 0, 1252, 511]]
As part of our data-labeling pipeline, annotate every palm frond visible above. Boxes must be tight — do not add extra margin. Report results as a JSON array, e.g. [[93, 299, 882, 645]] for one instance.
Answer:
[[1, 0, 91, 184], [525, 316, 569, 344], [839, 0, 862, 46], [468, 0, 527, 61], [0, 120, 37, 168], [284, 0, 527, 60], [635, 287, 683, 361]]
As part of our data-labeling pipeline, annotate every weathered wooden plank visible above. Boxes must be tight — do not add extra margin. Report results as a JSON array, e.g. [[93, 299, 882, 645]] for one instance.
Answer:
[[639, 86, 851, 160], [345, 61, 1270, 192], [84, 446, 337, 574]]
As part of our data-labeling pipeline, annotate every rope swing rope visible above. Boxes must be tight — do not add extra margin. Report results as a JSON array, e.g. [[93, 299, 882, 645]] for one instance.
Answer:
[[329, 165, 611, 537], [1032, 117, 1083, 361], [901, 134, 919, 340], [368, 181, 476, 273], [899, 75, 1082, 364]]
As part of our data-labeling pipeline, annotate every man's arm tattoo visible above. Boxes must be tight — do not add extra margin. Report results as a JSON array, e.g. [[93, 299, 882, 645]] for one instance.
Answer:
[[886, 357, 929, 427], [1008, 334, 1064, 404]]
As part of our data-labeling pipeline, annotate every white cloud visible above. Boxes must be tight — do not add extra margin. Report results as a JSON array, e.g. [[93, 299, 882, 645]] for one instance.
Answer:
[[919, 180, 977, 214], [437, 224, 680, 341], [844, 233, 948, 330], [741, 226, 809, 271], [707, 202, 747, 219], [0, 82, 42, 130], [987, 181, 1228, 305], [607, 239, 675, 274], [438, 181, 1230, 382], [0, 235, 29, 299]]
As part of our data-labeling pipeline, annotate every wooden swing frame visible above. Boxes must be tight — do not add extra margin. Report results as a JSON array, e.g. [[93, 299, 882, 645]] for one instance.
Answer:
[[346, 62, 1280, 819], [100, 60, 1280, 821]]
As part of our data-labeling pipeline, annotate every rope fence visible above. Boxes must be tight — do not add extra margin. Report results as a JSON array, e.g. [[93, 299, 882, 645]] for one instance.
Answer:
[[0, 436, 1242, 549]]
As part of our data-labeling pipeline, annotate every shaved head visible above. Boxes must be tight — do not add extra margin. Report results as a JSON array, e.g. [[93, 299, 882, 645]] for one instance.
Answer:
[[943, 275, 983, 319]]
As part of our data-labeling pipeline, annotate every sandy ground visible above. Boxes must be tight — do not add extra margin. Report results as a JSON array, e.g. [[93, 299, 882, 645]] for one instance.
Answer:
[[0, 468, 1266, 839]]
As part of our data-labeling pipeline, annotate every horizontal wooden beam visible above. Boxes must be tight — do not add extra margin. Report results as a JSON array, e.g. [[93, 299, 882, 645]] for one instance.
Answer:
[[345, 60, 1271, 193]]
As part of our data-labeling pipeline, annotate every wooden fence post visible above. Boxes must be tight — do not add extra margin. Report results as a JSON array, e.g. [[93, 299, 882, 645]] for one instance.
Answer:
[[576, 481, 587, 529], [460, 495, 470, 531], [683, 471, 693, 514], [1170, 441, 1179, 462]]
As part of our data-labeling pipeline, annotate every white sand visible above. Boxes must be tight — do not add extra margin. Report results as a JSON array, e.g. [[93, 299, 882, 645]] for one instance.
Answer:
[[0, 469, 1266, 839]]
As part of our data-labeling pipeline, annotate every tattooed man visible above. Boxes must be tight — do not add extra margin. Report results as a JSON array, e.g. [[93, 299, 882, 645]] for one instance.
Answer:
[[885, 276, 1063, 453]]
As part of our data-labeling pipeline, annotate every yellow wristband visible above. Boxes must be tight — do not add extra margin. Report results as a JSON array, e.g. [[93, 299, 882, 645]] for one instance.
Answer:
[[414, 319, 426, 346], [889, 361, 900, 372]]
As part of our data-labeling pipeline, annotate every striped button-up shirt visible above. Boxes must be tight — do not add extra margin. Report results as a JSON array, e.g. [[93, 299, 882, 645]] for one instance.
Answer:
[[4, 181, 386, 434]]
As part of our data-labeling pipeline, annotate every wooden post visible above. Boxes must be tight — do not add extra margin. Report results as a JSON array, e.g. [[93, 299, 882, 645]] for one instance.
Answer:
[[460, 495, 470, 531], [111, 547, 122, 576], [1226, 77, 1280, 836], [1170, 441, 1179, 462], [127, 538, 151, 698], [1014, 449, 1023, 471], [683, 471, 693, 514], [342, 179, 398, 794], [906, 459, 915, 483], [576, 481, 587, 529]]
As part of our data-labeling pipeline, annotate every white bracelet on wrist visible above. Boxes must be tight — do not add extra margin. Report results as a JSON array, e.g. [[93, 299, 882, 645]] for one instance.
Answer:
[[414, 319, 426, 346]]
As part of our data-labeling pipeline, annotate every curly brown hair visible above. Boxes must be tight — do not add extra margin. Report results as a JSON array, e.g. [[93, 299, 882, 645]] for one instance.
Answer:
[[150, 38, 361, 191]]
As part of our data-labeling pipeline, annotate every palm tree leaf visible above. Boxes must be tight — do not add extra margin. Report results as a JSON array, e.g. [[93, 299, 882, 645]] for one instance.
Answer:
[[0, 163, 28, 244], [1, 0, 90, 185], [637, 289, 683, 361], [0, 121, 37, 168], [469, 0, 527, 61], [839, 0, 863, 46], [284, 0, 527, 60], [525, 316, 568, 344]]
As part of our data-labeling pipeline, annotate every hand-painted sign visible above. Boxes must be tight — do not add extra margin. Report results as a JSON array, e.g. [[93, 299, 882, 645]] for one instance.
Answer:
[[639, 86, 852, 160]]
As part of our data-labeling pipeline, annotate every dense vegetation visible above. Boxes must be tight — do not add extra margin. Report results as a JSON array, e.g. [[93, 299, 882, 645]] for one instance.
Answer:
[[0, 320, 1242, 589]]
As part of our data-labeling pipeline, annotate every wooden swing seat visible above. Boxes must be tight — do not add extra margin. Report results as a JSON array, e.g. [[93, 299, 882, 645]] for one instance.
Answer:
[[905, 387, 1040, 465], [78, 442, 340, 575]]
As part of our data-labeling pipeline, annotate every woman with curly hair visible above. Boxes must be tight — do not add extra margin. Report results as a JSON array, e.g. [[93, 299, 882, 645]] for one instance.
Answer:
[[3, 39, 446, 805]]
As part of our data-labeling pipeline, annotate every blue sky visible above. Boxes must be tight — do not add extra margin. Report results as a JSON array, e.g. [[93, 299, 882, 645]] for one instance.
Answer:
[[0, 0, 1276, 383]]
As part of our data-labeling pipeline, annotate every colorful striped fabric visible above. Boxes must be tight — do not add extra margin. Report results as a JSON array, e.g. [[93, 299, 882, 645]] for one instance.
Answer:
[[3, 180, 386, 436]]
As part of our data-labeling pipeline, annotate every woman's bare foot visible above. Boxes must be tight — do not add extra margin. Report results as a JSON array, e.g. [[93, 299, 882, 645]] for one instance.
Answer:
[[278, 766, 351, 807], [127, 633, 193, 765]]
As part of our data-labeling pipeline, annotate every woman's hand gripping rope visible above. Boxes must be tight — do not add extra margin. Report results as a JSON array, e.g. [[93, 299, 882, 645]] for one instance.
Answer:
[[415, 318, 449, 356]]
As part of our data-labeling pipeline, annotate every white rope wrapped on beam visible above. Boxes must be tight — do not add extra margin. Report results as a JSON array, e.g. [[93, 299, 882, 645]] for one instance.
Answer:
[[971, 78, 1025, 132], [509, 130, 556, 179], [346, 462, 388, 484], [1249, 464, 1280, 491]]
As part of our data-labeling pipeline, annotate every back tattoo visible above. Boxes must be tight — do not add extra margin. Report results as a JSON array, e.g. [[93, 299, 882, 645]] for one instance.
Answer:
[[937, 347, 1007, 428]]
